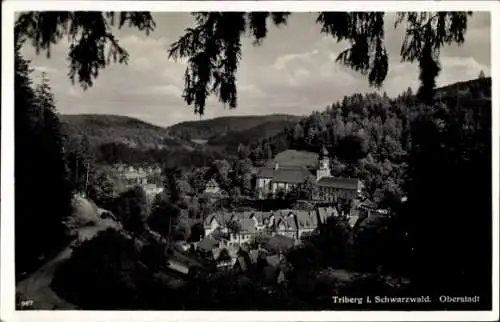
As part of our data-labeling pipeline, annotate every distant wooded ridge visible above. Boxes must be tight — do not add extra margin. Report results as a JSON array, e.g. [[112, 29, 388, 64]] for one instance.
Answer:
[[60, 76, 491, 169], [61, 76, 490, 148], [61, 113, 304, 150]]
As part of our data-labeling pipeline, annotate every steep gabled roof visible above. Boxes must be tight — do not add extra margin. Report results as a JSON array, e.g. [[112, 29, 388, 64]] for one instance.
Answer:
[[239, 211, 253, 219], [316, 177, 360, 190], [256, 167, 275, 178], [205, 212, 233, 227], [273, 167, 310, 184], [204, 213, 227, 227], [275, 210, 316, 230], [248, 249, 261, 264], [283, 216, 297, 230], [197, 237, 219, 251], [250, 211, 267, 225], [317, 207, 337, 223], [239, 218, 257, 233], [321, 145, 329, 157], [256, 166, 310, 184], [307, 210, 319, 228], [235, 255, 248, 272], [203, 214, 215, 227], [275, 216, 288, 229]]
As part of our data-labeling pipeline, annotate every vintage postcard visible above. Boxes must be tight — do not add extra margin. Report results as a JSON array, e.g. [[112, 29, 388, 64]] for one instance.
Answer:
[[1, 1, 499, 322]]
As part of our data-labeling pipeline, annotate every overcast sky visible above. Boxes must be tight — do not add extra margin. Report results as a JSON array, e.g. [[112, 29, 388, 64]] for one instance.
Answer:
[[21, 12, 491, 127]]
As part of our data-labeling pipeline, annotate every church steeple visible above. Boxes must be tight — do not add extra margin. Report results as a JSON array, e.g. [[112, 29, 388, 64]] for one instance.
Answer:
[[321, 145, 329, 157], [317, 145, 331, 181]]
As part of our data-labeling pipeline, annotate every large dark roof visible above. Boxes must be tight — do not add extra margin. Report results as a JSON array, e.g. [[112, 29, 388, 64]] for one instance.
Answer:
[[197, 237, 219, 251], [316, 177, 360, 190], [257, 166, 310, 184], [257, 167, 276, 178]]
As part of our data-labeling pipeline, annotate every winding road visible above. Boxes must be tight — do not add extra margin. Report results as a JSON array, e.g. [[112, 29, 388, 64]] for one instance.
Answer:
[[16, 199, 120, 310]]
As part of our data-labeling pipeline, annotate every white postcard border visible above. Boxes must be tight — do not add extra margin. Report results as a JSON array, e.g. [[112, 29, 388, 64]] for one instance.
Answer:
[[1, 1, 499, 322]]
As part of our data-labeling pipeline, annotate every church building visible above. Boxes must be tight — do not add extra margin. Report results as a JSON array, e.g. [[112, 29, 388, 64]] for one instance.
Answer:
[[255, 146, 363, 203], [313, 146, 364, 203], [255, 163, 310, 199]]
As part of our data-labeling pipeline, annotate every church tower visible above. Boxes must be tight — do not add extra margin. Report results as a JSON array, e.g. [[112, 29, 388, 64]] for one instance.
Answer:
[[316, 145, 331, 181]]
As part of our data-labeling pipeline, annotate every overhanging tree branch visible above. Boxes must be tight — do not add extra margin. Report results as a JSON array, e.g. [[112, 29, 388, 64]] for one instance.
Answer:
[[16, 11, 473, 114], [15, 11, 155, 89]]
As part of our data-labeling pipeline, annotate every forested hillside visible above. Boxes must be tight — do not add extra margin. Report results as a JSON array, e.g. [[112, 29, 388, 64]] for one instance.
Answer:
[[244, 77, 492, 208], [60, 114, 227, 169], [168, 114, 302, 141], [61, 113, 303, 168], [207, 119, 301, 147], [61, 114, 191, 150]]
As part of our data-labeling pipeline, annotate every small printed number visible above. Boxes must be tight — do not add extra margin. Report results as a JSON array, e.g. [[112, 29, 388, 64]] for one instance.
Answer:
[[20, 300, 34, 308]]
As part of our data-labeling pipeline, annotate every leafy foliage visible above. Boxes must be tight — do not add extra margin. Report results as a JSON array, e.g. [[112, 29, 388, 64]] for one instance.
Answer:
[[51, 228, 170, 310], [148, 195, 176, 237], [188, 222, 205, 242], [61, 114, 190, 150], [395, 12, 472, 103], [282, 77, 492, 304], [86, 166, 124, 208], [60, 114, 227, 168], [208, 119, 301, 147], [17, 11, 472, 115], [244, 78, 490, 209], [113, 186, 149, 237], [64, 132, 94, 193], [15, 12, 155, 88], [97, 142, 223, 169], [168, 11, 471, 113], [402, 82, 492, 297], [168, 114, 301, 142]]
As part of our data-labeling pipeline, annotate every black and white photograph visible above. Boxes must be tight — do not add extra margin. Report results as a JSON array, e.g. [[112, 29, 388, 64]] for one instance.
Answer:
[[1, 1, 499, 321]]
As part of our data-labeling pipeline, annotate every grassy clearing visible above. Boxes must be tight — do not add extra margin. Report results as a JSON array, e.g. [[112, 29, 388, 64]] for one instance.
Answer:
[[273, 149, 319, 168]]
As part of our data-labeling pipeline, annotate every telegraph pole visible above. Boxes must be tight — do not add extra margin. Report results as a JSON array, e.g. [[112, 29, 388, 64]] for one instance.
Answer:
[[84, 161, 90, 195]]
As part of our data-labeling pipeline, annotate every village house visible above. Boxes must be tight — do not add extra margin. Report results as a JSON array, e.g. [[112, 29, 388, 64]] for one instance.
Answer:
[[200, 176, 230, 201], [143, 183, 163, 197], [204, 178, 220, 194], [115, 164, 163, 187], [202, 200, 380, 245], [196, 202, 387, 272], [123, 168, 147, 186], [203, 208, 333, 247]]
